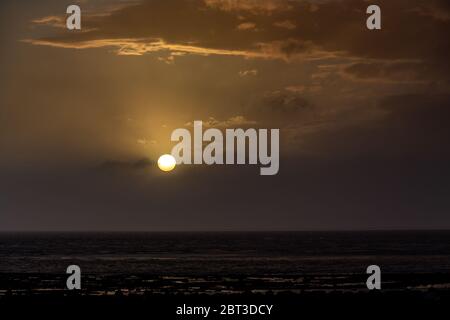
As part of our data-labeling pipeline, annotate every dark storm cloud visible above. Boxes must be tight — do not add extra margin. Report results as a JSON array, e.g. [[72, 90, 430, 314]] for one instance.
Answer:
[[260, 90, 311, 114], [342, 61, 450, 84], [343, 61, 427, 83], [246, 89, 315, 129], [25, 0, 450, 84], [26, 0, 450, 60], [18, 0, 450, 162]]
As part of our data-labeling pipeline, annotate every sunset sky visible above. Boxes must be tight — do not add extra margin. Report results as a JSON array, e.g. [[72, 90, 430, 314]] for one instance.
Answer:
[[1, 0, 449, 231]]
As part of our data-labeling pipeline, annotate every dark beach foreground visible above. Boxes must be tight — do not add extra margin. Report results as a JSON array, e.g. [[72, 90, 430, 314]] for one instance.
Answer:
[[1, 231, 450, 318], [2, 288, 449, 318]]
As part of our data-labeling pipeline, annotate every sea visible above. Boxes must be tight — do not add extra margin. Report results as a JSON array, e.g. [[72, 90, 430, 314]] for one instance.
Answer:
[[1, 231, 450, 295]]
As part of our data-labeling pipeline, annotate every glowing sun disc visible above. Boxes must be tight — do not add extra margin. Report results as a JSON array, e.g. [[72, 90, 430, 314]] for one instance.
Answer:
[[157, 154, 176, 172]]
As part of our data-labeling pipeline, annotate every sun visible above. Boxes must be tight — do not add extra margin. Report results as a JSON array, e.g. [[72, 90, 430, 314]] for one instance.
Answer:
[[157, 154, 176, 172]]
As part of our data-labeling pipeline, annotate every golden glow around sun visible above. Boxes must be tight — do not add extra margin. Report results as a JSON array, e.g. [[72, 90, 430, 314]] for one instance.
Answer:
[[157, 154, 176, 172]]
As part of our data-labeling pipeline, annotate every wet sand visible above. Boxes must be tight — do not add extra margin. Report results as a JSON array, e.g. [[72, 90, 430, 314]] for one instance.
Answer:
[[1, 272, 449, 318]]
